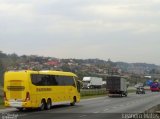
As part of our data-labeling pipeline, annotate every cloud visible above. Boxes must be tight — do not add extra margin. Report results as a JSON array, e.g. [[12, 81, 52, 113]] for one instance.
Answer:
[[0, 0, 160, 64], [0, 3, 33, 17], [1, 0, 160, 34]]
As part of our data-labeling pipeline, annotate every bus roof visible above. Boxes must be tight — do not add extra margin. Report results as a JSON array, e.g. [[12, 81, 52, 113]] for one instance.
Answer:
[[5, 70, 77, 77]]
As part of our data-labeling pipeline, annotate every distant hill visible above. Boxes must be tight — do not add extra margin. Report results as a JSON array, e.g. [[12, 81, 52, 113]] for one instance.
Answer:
[[0, 51, 160, 84], [115, 62, 160, 74]]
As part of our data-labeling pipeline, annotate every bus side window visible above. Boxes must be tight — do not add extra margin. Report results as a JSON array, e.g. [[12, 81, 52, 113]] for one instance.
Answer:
[[31, 74, 42, 86], [50, 75, 58, 86], [56, 76, 65, 86], [67, 76, 75, 87]]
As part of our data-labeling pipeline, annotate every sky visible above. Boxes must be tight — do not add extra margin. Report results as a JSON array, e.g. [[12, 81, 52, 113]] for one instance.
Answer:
[[0, 0, 160, 65]]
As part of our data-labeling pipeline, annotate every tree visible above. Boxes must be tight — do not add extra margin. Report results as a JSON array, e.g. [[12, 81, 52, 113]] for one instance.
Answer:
[[0, 59, 5, 85], [0, 51, 7, 58]]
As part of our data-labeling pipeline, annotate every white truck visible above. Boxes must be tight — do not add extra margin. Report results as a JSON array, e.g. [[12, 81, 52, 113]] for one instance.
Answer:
[[106, 75, 128, 97], [82, 77, 103, 89]]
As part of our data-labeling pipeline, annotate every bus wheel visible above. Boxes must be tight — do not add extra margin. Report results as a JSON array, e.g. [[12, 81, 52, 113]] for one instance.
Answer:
[[39, 99, 46, 111], [70, 97, 76, 106], [46, 99, 52, 110]]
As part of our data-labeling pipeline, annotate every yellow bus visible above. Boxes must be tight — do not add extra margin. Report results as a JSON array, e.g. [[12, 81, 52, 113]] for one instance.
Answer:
[[4, 70, 81, 111]]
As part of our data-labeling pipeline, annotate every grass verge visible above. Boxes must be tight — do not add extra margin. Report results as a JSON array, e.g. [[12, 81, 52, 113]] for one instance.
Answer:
[[0, 96, 5, 109]]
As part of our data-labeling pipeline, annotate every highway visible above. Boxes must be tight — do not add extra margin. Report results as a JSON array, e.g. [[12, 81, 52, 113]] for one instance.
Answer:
[[1, 91, 160, 119]]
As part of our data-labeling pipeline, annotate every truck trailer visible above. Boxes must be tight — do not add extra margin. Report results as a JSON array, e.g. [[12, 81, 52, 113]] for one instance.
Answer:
[[106, 75, 128, 97], [82, 77, 103, 89]]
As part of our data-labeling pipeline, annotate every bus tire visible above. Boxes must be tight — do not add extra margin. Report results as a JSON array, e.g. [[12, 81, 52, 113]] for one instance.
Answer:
[[70, 97, 76, 106], [46, 99, 52, 110], [39, 99, 46, 111]]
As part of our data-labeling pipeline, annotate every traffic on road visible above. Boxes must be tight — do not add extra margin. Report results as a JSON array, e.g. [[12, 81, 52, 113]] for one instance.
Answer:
[[1, 70, 160, 119]]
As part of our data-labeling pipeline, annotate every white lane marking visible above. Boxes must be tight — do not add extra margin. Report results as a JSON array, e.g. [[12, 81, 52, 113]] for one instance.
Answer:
[[113, 107, 118, 109], [119, 104, 125, 107], [93, 111, 100, 113], [79, 115, 87, 118], [104, 108, 109, 111]]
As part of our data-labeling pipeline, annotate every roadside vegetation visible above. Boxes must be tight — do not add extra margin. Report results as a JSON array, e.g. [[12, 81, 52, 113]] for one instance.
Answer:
[[1, 51, 160, 87], [0, 96, 3, 105], [80, 88, 136, 97], [81, 88, 107, 97]]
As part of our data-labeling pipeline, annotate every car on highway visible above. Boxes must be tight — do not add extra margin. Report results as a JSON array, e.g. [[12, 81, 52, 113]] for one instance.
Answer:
[[135, 83, 144, 88], [136, 86, 145, 94]]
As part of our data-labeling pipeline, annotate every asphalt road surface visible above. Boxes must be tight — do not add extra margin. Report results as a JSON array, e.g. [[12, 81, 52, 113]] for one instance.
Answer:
[[1, 91, 160, 119]]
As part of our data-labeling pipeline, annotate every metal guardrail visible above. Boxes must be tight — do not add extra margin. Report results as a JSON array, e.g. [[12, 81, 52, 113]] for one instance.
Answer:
[[80, 87, 138, 97], [80, 88, 107, 96]]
